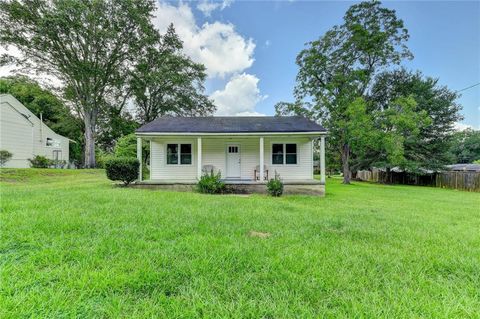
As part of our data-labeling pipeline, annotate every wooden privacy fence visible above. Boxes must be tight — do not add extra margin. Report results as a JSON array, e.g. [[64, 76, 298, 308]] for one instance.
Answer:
[[356, 170, 378, 182], [436, 171, 480, 192], [356, 170, 480, 192]]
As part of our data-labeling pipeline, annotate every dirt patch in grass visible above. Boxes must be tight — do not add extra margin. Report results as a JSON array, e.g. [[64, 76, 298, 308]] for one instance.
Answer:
[[248, 230, 271, 238]]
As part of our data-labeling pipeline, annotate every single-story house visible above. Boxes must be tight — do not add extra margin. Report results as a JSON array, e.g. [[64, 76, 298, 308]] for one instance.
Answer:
[[135, 116, 327, 195], [0, 94, 70, 168]]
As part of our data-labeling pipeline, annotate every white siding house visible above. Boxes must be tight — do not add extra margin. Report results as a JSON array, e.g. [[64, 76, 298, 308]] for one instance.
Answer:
[[0, 94, 70, 168], [136, 117, 327, 190], [148, 137, 315, 181]]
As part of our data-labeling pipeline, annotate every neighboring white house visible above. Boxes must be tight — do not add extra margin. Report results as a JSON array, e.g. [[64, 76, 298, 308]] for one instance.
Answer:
[[0, 94, 70, 168], [135, 116, 327, 193]]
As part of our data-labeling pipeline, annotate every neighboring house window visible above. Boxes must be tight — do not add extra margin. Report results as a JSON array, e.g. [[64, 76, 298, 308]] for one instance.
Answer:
[[272, 143, 297, 165], [46, 137, 60, 147], [167, 143, 192, 165]]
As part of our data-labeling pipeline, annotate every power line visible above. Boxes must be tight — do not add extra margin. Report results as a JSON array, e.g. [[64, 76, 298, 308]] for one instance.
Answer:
[[457, 82, 480, 93]]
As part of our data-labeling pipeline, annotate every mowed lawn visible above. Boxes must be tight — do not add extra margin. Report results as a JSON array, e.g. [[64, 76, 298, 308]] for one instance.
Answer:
[[1, 169, 479, 318]]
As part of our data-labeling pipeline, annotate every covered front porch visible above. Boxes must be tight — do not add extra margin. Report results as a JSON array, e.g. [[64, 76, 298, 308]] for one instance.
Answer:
[[135, 134, 326, 193]]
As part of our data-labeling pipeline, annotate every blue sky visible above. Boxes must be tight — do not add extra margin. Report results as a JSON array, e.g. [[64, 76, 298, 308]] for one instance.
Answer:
[[158, 0, 479, 128]]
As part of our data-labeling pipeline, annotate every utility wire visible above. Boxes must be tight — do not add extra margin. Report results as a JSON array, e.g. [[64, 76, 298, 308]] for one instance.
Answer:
[[457, 82, 480, 92]]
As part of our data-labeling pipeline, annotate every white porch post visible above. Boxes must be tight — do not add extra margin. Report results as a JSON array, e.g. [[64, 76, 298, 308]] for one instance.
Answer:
[[259, 137, 264, 182], [197, 137, 202, 179], [137, 137, 142, 182], [320, 136, 326, 184]]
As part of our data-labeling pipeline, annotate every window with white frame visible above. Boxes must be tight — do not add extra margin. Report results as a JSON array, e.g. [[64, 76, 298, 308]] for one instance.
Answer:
[[167, 143, 192, 165], [272, 143, 297, 165]]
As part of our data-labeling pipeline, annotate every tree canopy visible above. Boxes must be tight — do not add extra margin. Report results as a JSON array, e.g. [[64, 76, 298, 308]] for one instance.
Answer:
[[0, 0, 158, 167], [449, 129, 480, 164], [130, 24, 215, 124], [369, 69, 462, 170], [277, 0, 412, 183], [0, 0, 214, 167]]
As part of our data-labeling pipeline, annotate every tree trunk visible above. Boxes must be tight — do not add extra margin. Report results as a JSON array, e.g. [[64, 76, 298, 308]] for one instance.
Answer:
[[83, 114, 96, 168], [386, 167, 391, 184], [341, 143, 351, 184]]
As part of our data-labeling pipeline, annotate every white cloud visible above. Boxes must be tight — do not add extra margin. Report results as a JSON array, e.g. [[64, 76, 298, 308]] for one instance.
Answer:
[[211, 73, 267, 116], [454, 122, 477, 131], [197, 0, 232, 16], [265, 40, 271, 47], [153, 1, 266, 115], [153, 1, 255, 78]]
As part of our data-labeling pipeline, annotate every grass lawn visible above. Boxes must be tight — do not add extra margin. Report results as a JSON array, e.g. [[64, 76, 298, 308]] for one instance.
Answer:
[[1, 169, 479, 318]]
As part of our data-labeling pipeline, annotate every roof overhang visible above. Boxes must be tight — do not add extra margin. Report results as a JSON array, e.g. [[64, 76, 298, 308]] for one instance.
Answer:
[[136, 131, 327, 137]]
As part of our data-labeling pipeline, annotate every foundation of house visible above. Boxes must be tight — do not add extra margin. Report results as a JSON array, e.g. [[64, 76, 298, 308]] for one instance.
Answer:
[[132, 179, 325, 196]]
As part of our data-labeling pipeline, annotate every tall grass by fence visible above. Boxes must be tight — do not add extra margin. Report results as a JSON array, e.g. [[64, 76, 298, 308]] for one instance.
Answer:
[[356, 169, 480, 192]]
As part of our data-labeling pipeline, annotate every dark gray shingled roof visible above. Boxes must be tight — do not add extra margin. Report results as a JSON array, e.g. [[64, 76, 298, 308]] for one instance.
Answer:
[[136, 116, 326, 133], [447, 164, 480, 172]]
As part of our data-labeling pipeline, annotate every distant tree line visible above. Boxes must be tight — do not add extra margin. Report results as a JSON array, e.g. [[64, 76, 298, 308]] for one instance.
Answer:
[[275, 0, 474, 183], [0, 0, 214, 167]]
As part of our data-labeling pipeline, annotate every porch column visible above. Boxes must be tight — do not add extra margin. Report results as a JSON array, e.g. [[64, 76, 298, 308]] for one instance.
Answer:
[[137, 137, 142, 182], [259, 137, 264, 182], [320, 136, 326, 184], [197, 137, 202, 179]]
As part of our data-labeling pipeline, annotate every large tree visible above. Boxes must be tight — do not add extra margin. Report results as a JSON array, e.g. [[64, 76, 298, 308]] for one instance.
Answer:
[[369, 68, 462, 170], [0, 0, 158, 167], [276, 0, 412, 183], [130, 24, 215, 124]]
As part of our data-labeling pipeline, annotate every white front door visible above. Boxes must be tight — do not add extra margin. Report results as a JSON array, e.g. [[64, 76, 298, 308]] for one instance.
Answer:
[[226, 145, 241, 178]]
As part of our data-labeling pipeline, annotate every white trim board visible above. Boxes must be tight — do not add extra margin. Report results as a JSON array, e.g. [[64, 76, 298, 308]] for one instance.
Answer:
[[137, 131, 327, 137]]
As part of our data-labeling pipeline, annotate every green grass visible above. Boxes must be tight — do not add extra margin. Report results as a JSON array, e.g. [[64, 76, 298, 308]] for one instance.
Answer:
[[1, 169, 479, 318]]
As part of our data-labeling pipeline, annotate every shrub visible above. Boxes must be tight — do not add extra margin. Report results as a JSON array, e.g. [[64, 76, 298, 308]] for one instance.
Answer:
[[0, 150, 13, 167], [114, 134, 150, 177], [266, 173, 284, 197], [105, 157, 139, 186], [28, 155, 52, 168], [197, 170, 225, 194]]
